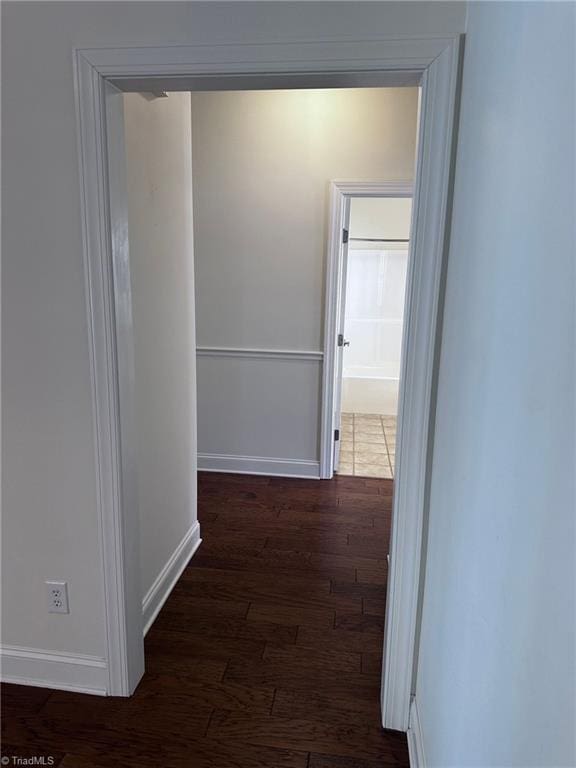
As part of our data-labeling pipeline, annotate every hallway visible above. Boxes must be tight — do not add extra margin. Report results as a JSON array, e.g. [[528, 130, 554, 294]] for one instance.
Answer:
[[1, 473, 408, 767]]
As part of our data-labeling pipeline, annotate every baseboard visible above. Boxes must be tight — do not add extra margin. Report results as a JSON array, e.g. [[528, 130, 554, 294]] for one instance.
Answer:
[[198, 452, 321, 479], [407, 697, 426, 768], [0, 645, 108, 695], [142, 521, 201, 636]]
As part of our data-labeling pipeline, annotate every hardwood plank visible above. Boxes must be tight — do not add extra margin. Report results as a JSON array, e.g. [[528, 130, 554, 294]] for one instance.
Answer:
[[58, 742, 308, 768], [295, 625, 382, 655], [145, 627, 266, 661], [263, 643, 362, 673], [180, 565, 332, 593], [334, 613, 384, 634], [152, 612, 297, 645], [272, 688, 381, 727], [38, 689, 214, 737], [266, 533, 353, 557], [225, 658, 380, 699], [362, 598, 386, 617], [356, 561, 388, 585], [308, 552, 387, 574], [347, 534, 390, 559], [337, 495, 392, 512], [1, 684, 52, 716], [175, 577, 361, 613], [6, 718, 308, 768], [190, 551, 356, 582], [207, 710, 407, 762], [309, 751, 408, 768], [276, 515, 377, 535], [160, 590, 250, 619], [246, 602, 335, 629], [331, 581, 387, 601], [361, 653, 383, 676], [143, 653, 228, 681]]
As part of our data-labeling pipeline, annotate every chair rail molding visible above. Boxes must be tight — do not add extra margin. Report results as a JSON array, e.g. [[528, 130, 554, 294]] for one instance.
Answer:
[[74, 33, 463, 718], [196, 346, 323, 362]]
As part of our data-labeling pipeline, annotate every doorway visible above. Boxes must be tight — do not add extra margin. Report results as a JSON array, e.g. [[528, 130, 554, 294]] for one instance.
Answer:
[[337, 195, 412, 479], [321, 181, 412, 482], [75, 36, 462, 734]]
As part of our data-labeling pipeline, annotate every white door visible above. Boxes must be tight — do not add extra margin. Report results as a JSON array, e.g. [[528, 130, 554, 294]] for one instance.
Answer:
[[332, 206, 351, 472]]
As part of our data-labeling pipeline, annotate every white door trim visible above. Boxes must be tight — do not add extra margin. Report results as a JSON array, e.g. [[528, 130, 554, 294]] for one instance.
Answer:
[[73, 36, 463, 719], [320, 180, 413, 480]]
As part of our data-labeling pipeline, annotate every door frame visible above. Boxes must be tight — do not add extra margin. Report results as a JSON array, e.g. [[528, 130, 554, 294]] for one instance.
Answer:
[[73, 35, 463, 729], [320, 180, 413, 479]]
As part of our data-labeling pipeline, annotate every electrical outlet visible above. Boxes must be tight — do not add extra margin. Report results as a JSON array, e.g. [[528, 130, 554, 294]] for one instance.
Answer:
[[46, 581, 69, 614]]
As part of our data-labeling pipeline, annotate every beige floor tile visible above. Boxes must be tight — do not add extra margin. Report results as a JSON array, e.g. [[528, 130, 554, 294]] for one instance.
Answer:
[[336, 463, 354, 475], [356, 454, 388, 467], [354, 465, 387, 478], [355, 423, 384, 434], [356, 454, 388, 466], [355, 441, 387, 455], [354, 432, 385, 444]]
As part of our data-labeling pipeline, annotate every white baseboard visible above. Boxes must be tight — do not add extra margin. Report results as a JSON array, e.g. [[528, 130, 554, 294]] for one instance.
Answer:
[[0, 645, 108, 695], [142, 521, 201, 636], [198, 452, 321, 479], [408, 697, 426, 768]]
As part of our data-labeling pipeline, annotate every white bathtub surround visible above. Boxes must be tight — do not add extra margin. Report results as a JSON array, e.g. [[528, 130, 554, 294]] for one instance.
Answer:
[[338, 413, 396, 479], [341, 377, 399, 416], [341, 246, 408, 417]]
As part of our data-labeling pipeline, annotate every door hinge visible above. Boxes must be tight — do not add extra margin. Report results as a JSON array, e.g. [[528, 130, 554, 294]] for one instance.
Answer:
[[334, 429, 340, 442], [342, 228, 349, 244], [337, 333, 344, 347]]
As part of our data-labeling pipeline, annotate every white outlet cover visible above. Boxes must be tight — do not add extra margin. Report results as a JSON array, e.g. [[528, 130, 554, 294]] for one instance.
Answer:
[[46, 580, 69, 614]]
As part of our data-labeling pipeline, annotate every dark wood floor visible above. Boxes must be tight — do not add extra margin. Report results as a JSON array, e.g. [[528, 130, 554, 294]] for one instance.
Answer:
[[1, 472, 409, 768]]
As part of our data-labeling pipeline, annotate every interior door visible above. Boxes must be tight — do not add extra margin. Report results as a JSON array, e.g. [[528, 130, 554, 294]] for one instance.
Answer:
[[332, 202, 351, 472]]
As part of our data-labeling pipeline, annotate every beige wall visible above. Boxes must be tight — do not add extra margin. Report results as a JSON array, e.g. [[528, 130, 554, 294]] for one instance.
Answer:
[[192, 88, 418, 350], [123, 92, 197, 602], [192, 88, 418, 468]]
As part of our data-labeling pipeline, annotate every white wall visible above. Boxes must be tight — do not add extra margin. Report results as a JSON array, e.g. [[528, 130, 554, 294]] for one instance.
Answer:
[[123, 92, 197, 605], [415, 3, 576, 766], [191, 88, 418, 471], [1, 0, 465, 684], [348, 196, 412, 242]]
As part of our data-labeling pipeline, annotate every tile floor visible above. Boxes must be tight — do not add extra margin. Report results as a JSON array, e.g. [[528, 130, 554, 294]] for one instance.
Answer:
[[337, 413, 397, 479]]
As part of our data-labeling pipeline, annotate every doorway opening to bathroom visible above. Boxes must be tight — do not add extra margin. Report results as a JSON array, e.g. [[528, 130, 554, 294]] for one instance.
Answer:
[[321, 182, 412, 480]]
